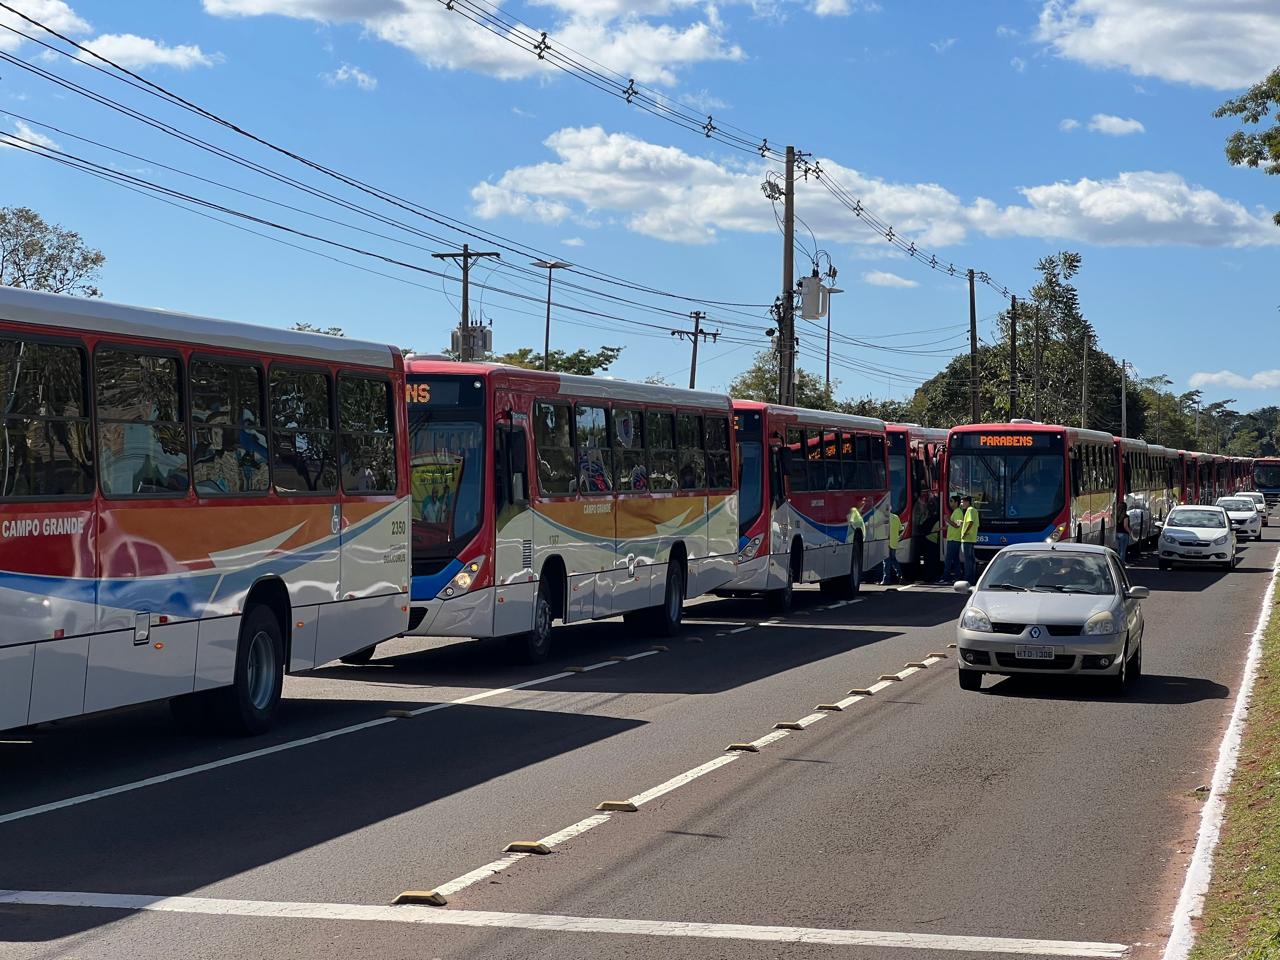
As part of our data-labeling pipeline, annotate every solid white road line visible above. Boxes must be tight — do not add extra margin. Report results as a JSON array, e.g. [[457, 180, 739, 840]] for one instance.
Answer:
[[727, 626, 753, 634], [1162, 547, 1280, 960], [0, 890, 1130, 957], [627, 754, 740, 808], [0, 656, 655, 826]]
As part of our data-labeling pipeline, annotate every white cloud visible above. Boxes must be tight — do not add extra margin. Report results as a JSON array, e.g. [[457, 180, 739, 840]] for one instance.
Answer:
[[0, 0, 89, 52], [995, 24, 1018, 38], [1088, 112, 1144, 135], [1, 119, 59, 150], [1189, 369, 1280, 390], [930, 37, 956, 53], [562, 236, 585, 247], [863, 270, 919, 288], [1010, 56, 1026, 72], [810, 0, 880, 14], [470, 126, 1280, 250], [1059, 117, 1080, 131], [81, 33, 220, 69], [511, 106, 536, 118], [1037, 0, 1280, 90], [204, 0, 743, 85], [324, 61, 377, 89]]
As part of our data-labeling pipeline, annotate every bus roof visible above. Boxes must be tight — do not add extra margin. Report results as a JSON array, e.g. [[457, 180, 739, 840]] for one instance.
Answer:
[[887, 423, 948, 442], [407, 358, 733, 411], [0, 285, 398, 369], [730, 399, 885, 432]]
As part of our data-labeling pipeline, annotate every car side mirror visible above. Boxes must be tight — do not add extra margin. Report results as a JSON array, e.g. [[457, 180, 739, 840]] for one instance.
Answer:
[[952, 581, 972, 594], [1126, 586, 1150, 600]]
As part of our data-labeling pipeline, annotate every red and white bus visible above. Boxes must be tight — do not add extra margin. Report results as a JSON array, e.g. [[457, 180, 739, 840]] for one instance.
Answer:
[[887, 423, 948, 578], [0, 287, 410, 735], [399, 360, 738, 661], [945, 421, 1117, 558], [723, 401, 890, 610]]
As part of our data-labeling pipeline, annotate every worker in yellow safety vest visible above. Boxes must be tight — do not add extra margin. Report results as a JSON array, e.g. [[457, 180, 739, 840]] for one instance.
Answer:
[[936, 494, 963, 583], [880, 510, 903, 584]]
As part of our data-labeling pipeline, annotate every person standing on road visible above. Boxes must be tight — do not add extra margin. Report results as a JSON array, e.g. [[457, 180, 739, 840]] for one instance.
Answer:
[[1115, 502, 1133, 568], [960, 494, 979, 583], [937, 494, 963, 583], [881, 510, 903, 584]]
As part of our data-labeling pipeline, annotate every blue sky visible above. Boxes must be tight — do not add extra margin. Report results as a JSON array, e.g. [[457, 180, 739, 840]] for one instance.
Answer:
[[2, 0, 1279, 407]]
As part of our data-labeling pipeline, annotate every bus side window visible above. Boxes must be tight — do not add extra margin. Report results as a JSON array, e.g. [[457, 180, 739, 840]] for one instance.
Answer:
[[1070, 446, 1082, 497], [97, 346, 190, 497], [785, 427, 807, 492], [676, 412, 706, 490], [338, 374, 396, 494], [269, 366, 337, 495], [704, 414, 732, 490], [840, 432, 857, 489], [534, 402, 574, 496], [575, 404, 613, 495], [869, 435, 887, 488], [772, 445, 788, 505], [192, 359, 268, 496], [646, 410, 677, 491], [497, 423, 529, 508], [613, 406, 647, 492]]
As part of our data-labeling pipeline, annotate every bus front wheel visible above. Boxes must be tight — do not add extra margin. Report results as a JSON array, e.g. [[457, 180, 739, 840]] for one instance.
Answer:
[[510, 582, 554, 663]]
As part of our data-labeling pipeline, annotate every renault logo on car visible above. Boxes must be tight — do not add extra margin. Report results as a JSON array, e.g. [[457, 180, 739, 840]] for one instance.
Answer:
[[1029, 626, 1042, 639]]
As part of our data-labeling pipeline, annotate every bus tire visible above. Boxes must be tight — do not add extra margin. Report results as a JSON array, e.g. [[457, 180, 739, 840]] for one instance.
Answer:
[[768, 571, 794, 613], [652, 561, 686, 636], [510, 580, 555, 663], [211, 604, 285, 736], [339, 644, 378, 665], [848, 540, 864, 596]]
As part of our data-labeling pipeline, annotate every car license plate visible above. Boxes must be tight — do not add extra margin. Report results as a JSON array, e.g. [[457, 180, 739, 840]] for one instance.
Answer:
[[1015, 645, 1055, 660]]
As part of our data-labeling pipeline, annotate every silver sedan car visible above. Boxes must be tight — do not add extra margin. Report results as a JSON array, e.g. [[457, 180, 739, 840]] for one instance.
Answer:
[[954, 543, 1147, 693]]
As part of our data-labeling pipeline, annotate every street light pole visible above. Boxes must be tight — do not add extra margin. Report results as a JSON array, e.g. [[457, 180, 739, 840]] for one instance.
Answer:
[[531, 259, 571, 371], [824, 286, 844, 398]]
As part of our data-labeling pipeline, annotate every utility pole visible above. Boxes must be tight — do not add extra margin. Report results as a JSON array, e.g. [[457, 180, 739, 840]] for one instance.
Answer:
[[1032, 303, 1042, 422], [671, 311, 719, 389], [1081, 338, 1090, 429], [531, 259, 571, 371], [968, 269, 979, 423], [1009, 294, 1019, 421], [1120, 359, 1129, 439], [779, 145, 797, 406], [433, 243, 500, 361]]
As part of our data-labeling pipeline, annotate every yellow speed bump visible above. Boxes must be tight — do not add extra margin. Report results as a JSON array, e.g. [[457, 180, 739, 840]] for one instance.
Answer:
[[606, 655, 629, 662], [392, 890, 447, 907], [504, 841, 551, 855], [565, 666, 588, 673], [847, 688, 875, 696], [726, 742, 760, 752], [928, 651, 950, 658], [596, 800, 638, 812], [816, 703, 844, 712], [877, 674, 904, 682], [384, 709, 415, 718], [906, 661, 930, 668], [947, 642, 958, 648], [651, 644, 669, 652], [774, 721, 805, 730]]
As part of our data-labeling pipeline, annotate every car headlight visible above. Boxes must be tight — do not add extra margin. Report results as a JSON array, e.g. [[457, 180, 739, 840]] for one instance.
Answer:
[[1213, 535, 1229, 545], [739, 535, 763, 563], [960, 607, 992, 632], [1084, 611, 1116, 635], [439, 558, 484, 599]]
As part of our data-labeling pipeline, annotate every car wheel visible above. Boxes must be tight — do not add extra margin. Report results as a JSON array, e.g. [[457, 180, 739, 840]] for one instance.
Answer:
[[957, 669, 982, 691], [1106, 637, 1130, 695], [1130, 640, 1143, 683]]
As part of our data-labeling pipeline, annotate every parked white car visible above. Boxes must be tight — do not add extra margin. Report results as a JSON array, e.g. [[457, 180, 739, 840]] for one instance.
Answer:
[[1237, 491, 1269, 527], [1158, 505, 1236, 571], [1217, 497, 1263, 542]]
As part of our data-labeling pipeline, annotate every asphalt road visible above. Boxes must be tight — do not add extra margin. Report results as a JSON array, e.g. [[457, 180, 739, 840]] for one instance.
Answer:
[[1, 529, 1275, 960]]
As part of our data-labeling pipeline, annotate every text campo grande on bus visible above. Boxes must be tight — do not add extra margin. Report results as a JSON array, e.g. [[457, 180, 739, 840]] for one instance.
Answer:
[[1, 516, 89, 539]]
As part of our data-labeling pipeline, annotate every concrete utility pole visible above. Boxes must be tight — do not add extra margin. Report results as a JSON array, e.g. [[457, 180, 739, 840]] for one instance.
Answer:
[[1009, 294, 1019, 421], [779, 145, 797, 406], [531, 259, 570, 371], [1120, 359, 1129, 439], [671, 311, 719, 389], [433, 243, 500, 361], [968, 269, 979, 423]]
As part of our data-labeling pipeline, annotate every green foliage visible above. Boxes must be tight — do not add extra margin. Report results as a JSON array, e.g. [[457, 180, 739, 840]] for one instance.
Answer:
[[728, 350, 834, 409], [0, 206, 105, 297], [291, 322, 346, 336], [1215, 66, 1280, 225], [491, 345, 623, 375]]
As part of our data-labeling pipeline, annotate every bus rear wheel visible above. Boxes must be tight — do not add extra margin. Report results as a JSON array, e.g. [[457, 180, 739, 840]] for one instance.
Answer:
[[210, 604, 285, 736], [651, 561, 686, 636]]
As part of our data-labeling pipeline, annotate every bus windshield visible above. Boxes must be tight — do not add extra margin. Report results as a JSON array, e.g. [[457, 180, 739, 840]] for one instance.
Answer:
[[888, 432, 908, 514], [948, 433, 1065, 523], [1256, 464, 1280, 489], [407, 374, 485, 571]]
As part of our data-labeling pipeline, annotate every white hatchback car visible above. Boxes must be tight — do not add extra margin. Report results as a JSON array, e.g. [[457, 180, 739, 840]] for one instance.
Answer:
[[1217, 496, 1263, 542], [1158, 505, 1236, 571], [1238, 491, 1269, 526]]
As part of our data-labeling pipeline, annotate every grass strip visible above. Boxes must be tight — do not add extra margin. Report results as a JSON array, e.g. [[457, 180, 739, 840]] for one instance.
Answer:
[[1189, 592, 1280, 960]]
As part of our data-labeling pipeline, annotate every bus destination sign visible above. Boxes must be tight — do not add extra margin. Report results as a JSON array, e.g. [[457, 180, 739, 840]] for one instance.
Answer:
[[979, 434, 1035, 448]]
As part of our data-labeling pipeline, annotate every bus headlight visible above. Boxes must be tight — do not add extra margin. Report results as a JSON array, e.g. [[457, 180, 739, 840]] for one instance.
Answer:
[[739, 535, 763, 563], [440, 559, 484, 599], [1047, 524, 1066, 543]]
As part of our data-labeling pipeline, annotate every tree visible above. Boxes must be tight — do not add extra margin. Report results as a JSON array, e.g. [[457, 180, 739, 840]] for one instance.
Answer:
[[728, 350, 833, 409], [291, 322, 345, 336], [1214, 67, 1280, 224], [491, 345, 622, 375], [0, 206, 105, 297]]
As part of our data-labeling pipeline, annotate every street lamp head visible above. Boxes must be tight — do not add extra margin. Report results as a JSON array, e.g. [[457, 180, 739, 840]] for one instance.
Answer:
[[826, 287, 845, 295], [531, 260, 572, 270]]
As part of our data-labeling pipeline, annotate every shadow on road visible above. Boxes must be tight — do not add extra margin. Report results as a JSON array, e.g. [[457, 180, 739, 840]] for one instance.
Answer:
[[983, 671, 1230, 705]]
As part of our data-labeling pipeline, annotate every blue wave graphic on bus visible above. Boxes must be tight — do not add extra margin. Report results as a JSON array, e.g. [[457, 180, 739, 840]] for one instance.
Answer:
[[792, 501, 884, 543], [411, 559, 464, 601], [973, 523, 1059, 547]]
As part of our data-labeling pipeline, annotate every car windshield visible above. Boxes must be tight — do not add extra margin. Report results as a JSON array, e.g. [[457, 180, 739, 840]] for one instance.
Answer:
[[980, 551, 1115, 595], [1168, 509, 1226, 528], [1218, 499, 1253, 511]]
